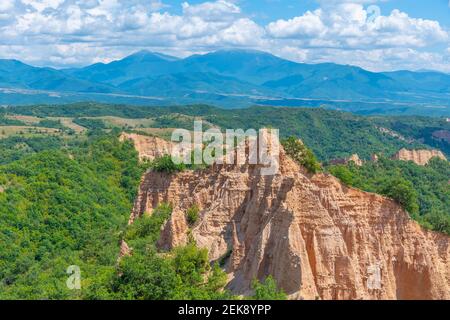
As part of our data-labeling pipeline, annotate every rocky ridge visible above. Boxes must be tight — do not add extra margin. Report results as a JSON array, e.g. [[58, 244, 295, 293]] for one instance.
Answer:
[[126, 133, 450, 300]]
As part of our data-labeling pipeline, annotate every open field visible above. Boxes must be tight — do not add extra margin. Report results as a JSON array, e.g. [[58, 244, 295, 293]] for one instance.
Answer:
[[85, 116, 155, 129], [49, 117, 86, 133], [5, 114, 86, 133], [0, 126, 61, 138], [132, 127, 181, 140], [5, 114, 43, 125]]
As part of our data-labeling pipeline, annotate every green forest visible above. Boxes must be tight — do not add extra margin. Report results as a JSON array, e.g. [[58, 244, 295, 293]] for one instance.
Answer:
[[0, 133, 144, 299], [0, 131, 285, 300]]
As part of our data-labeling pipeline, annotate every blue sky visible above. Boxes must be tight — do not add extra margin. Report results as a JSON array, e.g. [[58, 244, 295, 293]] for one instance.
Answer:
[[0, 0, 449, 72]]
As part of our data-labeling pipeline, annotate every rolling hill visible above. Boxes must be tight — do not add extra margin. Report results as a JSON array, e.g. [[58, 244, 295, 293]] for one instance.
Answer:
[[0, 59, 118, 93], [1, 50, 450, 116]]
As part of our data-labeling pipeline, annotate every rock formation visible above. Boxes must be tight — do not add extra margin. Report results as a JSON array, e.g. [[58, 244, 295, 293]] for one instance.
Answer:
[[377, 127, 414, 143], [119, 240, 132, 258], [129, 143, 450, 300], [392, 148, 447, 166], [329, 154, 363, 167], [347, 154, 363, 166], [120, 133, 173, 161]]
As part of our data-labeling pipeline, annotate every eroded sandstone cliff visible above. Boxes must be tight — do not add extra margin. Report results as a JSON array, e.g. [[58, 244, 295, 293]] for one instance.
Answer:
[[126, 133, 450, 300], [120, 133, 173, 161], [392, 148, 447, 166]]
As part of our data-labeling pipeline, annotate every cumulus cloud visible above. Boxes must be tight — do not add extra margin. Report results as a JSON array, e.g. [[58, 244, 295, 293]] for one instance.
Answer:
[[21, 0, 65, 12], [267, 10, 326, 38], [182, 0, 240, 21], [267, 4, 448, 49], [0, 0, 448, 72], [0, 0, 15, 12]]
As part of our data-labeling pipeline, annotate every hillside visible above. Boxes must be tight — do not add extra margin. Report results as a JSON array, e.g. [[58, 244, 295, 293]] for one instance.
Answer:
[[7, 103, 449, 160]]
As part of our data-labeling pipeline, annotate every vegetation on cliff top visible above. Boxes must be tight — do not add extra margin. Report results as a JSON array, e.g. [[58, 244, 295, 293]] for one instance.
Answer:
[[328, 157, 450, 235], [282, 137, 322, 174]]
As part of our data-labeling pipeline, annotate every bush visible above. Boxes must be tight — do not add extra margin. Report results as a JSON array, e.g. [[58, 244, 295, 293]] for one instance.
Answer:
[[328, 165, 354, 185], [112, 252, 180, 300], [151, 155, 186, 173], [423, 210, 450, 234], [219, 248, 233, 267], [282, 137, 322, 174], [328, 157, 449, 235], [379, 177, 419, 215], [173, 244, 209, 285], [186, 205, 199, 226], [112, 203, 233, 300], [125, 203, 173, 252], [251, 276, 287, 300]]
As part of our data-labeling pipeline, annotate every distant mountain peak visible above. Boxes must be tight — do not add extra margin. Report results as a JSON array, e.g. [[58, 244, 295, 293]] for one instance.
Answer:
[[204, 48, 283, 59], [214, 48, 273, 54], [126, 50, 179, 62]]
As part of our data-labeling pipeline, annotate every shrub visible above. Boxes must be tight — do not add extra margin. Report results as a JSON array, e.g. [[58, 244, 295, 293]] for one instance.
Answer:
[[423, 210, 450, 234], [186, 205, 199, 226], [251, 276, 287, 300], [113, 206, 233, 300], [125, 203, 173, 247], [151, 155, 185, 173], [379, 177, 419, 215], [218, 248, 233, 267], [282, 137, 322, 174], [328, 165, 354, 185]]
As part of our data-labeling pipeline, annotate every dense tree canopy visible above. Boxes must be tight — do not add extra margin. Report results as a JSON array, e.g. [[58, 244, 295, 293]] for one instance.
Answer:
[[0, 132, 285, 300]]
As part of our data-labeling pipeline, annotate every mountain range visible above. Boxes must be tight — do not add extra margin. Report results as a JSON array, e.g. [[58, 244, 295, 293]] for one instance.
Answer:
[[1, 49, 449, 116]]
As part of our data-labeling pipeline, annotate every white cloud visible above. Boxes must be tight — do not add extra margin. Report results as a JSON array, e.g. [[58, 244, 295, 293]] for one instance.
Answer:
[[21, 0, 65, 12], [267, 10, 326, 38], [0, 0, 15, 12], [182, 0, 240, 21], [267, 4, 448, 49], [0, 0, 448, 73]]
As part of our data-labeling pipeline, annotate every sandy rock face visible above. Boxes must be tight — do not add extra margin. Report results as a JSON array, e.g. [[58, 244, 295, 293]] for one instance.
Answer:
[[120, 133, 173, 161], [130, 148, 450, 300], [119, 240, 132, 258], [348, 154, 363, 166], [392, 148, 447, 166]]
